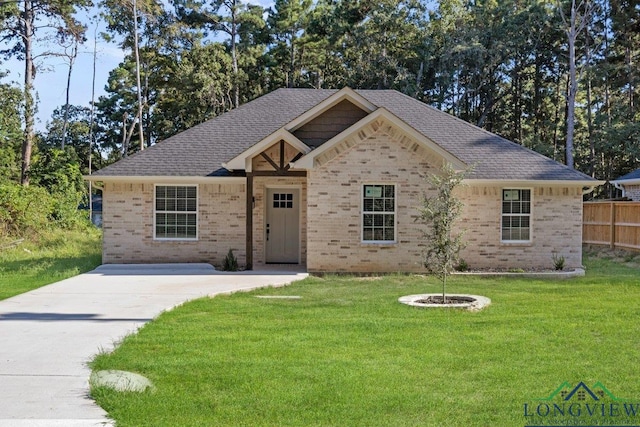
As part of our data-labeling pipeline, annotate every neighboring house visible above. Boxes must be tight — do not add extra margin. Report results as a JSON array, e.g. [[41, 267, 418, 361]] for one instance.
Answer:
[[611, 169, 640, 201], [87, 87, 603, 272], [78, 195, 103, 227]]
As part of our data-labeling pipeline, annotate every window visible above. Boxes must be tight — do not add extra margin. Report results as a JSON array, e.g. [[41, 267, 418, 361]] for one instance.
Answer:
[[273, 193, 293, 209], [155, 185, 197, 239], [362, 184, 395, 242], [501, 189, 531, 242]]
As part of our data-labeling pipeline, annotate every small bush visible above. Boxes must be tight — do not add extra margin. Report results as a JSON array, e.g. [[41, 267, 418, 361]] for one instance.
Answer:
[[454, 259, 469, 272], [222, 249, 239, 271], [552, 253, 565, 271]]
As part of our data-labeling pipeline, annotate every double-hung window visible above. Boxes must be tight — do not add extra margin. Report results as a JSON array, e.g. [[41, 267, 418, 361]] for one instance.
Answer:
[[501, 189, 531, 242], [155, 185, 197, 240], [362, 184, 396, 243]]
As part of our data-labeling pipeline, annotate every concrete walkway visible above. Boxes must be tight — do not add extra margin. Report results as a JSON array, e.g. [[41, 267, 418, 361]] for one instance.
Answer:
[[0, 264, 307, 426]]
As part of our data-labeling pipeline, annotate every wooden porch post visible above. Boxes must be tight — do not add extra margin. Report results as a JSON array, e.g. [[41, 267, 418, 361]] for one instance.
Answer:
[[246, 173, 253, 270]]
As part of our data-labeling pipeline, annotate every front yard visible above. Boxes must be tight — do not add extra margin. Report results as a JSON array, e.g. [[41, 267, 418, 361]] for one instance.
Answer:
[[91, 250, 640, 426]]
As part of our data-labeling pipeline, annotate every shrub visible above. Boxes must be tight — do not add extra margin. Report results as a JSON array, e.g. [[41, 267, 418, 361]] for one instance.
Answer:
[[222, 249, 239, 271], [552, 253, 565, 271], [0, 182, 54, 236], [455, 259, 469, 272]]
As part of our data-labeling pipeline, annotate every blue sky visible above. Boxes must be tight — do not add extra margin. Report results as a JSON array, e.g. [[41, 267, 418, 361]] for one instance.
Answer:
[[1, 0, 274, 132]]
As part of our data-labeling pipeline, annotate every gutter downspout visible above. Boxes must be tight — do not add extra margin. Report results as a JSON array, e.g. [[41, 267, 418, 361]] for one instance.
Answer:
[[611, 182, 625, 198]]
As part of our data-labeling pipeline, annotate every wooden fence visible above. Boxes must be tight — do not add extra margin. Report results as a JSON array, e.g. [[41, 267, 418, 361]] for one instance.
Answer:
[[583, 201, 640, 250]]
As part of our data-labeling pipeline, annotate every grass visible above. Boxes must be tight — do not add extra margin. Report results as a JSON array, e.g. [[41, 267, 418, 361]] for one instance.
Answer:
[[90, 251, 640, 427], [0, 229, 102, 300]]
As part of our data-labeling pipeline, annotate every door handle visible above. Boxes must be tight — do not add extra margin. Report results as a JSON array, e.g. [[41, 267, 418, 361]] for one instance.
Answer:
[[266, 224, 269, 241]]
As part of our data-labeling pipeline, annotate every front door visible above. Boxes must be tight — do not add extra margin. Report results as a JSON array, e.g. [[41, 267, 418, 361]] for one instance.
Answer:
[[265, 188, 300, 263]]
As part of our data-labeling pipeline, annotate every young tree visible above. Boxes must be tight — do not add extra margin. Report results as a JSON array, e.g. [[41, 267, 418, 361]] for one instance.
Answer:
[[418, 163, 467, 302]]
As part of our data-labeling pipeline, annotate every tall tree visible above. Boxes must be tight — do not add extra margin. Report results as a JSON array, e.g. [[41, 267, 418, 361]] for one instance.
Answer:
[[0, 0, 90, 185], [559, 0, 592, 169], [0, 80, 23, 183], [267, 0, 312, 88], [173, 0, 266, 107]]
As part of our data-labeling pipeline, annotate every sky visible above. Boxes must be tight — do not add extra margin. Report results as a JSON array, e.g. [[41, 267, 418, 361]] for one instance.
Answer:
[[1, 0, 274, 132]]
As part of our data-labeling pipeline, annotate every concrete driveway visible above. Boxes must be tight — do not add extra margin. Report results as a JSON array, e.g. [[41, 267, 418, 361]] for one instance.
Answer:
[[0, 264, 307, 426]]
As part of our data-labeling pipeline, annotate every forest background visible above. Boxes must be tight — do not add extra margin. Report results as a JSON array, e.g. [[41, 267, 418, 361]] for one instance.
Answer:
[[1, 0, 639, 238]]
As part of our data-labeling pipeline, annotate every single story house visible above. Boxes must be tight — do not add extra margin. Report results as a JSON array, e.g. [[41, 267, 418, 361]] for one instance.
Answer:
[[611, 169, 640, 201], [87, 87, 603, 273]]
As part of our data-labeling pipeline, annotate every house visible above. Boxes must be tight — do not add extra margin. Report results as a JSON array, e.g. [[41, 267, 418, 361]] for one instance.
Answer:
[[86, 87, 602, 273], [611, 169, 640, 201]]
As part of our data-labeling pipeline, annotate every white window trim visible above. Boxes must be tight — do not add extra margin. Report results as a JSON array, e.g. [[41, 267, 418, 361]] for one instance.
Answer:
[[153, 184, 199, 241], [500, 187, 532, 244], [361, 183, 397, 244]]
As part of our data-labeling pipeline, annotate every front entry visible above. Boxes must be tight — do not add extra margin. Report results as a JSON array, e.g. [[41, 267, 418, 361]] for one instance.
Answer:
[[265, 188, 300, 263]]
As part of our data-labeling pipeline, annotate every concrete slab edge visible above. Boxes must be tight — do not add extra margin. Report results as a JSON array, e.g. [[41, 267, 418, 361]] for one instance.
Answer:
[[453, 268, 585, 279]]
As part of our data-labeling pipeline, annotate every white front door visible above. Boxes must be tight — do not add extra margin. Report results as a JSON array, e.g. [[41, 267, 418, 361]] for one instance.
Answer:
[[265, 188, 300, 263]]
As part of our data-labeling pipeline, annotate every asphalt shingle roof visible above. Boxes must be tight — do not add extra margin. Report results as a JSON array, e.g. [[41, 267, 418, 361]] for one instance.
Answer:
[[93, 88, 596, 182], [615, 169, 640, 181]]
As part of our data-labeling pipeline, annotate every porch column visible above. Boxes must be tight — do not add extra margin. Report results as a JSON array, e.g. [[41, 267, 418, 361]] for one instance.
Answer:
[[245, 173, 253, 270]]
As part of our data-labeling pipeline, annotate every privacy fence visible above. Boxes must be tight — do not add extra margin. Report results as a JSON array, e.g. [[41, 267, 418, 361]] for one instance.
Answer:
[[583, 201, 640, 250]]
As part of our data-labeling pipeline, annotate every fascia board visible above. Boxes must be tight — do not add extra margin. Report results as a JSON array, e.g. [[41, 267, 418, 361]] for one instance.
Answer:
[[611, 178, 640, 186], [83, 175, 246, 184], [464, 179, 606, 187]]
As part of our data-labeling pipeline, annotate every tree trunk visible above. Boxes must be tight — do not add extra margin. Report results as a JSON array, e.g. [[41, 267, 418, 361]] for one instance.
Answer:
[[133, 0, 144, 151], [565, 0, 578, 170], [21, 0, 35, 186], [61, 42, 78, 150], [231, 2, 239, 108], [585, 23, 594, 177]]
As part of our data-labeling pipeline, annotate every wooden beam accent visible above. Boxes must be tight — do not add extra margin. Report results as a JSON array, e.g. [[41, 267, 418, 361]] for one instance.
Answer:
[[279, 140, 285, 169], [284, 152, 304, 171], [251, 170, 307, 177], [260, 152, 280, 171], [245, 173, 253, 270]]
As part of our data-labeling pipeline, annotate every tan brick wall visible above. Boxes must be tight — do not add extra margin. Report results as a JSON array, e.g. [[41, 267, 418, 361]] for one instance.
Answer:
[[307, 128, 435, 273], [458, 185, 584, 270], [624, 184, 640, 201], [306, 125, 585, 273], [103, 182, 246, 267]]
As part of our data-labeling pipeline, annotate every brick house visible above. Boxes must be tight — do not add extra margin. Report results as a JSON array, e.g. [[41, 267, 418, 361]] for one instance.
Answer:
[[612, 169, 640, 201], [87, 87, 602, 272]]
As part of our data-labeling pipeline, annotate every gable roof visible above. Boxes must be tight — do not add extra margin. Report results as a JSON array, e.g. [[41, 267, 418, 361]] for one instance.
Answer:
[[612, 168, 640, 184], [292, 107, 466, 170], [91, 87, 599, 183]]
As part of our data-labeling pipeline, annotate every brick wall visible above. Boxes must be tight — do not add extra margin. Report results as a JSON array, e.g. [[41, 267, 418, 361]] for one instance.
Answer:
[[624, 184, 640, 201], [307, 128, 435, 273], [306, 125, 585, 273], [102, 182, 246, 267], [458, 185, 584, 270]]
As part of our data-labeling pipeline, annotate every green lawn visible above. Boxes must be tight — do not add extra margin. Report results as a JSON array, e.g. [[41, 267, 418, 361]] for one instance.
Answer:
[[0, 229, 102, 300], [91, 251, 640, 427]]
